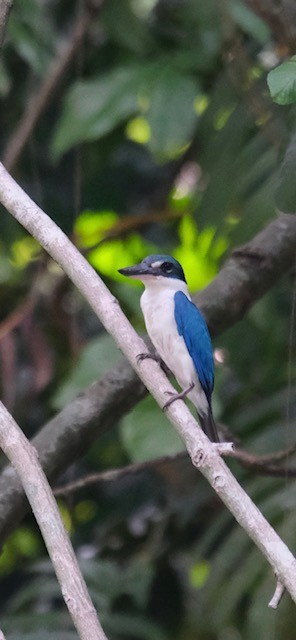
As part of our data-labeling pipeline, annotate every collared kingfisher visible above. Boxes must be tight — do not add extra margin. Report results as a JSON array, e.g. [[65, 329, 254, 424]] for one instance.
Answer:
[[118, 255, 219, 443]]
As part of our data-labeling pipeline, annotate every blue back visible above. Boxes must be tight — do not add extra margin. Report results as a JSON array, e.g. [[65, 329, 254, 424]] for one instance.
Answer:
[[174, 291, 214, 404]]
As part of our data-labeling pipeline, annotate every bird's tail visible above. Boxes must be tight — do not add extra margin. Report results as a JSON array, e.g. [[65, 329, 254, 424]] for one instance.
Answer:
[[198, 407, 219, 443]]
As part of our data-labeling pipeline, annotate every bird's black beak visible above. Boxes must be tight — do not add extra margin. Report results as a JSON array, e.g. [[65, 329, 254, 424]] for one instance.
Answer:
[[118, 263, 150, 278]]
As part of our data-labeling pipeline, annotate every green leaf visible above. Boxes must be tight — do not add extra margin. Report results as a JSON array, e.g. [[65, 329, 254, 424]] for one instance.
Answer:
[[228, 0, 270, 44], [51, 65, 143, 159], [74, 209, 157, 283], [52, 334, 120, 409], [147, 66, 198, 161], [267, 55, 296, 105], [74, 210, 119, 248], [7, 0, 54, 75], [102, 0, 154, 54], [121, 396, 185, 462]]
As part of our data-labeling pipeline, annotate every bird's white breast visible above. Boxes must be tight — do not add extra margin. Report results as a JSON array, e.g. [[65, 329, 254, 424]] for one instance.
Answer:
[[140, 278, 197, 391]]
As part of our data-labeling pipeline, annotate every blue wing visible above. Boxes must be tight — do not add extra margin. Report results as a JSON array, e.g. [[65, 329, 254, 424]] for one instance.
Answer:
[[174, 291, 214, 404]]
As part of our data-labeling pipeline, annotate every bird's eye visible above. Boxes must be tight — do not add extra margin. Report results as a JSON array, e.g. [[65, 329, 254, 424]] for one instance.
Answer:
[[161, 261, 173, 273]]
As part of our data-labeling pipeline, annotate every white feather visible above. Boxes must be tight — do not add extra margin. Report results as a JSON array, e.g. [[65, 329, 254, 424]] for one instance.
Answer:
[[140, 275, 208, 414]]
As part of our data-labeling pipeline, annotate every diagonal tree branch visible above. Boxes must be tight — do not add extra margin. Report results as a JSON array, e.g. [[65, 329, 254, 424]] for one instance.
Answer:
[[0, 163, 296, 604], [0, 210, 295, 548], [0, 359, 146, 546], [0, 401, 108, 640], [0, 209, 295, 546]]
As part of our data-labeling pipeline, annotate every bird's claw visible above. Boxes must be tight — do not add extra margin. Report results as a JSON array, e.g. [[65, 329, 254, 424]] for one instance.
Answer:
[[163, 383, 194, 411], [136, 352, 161, 366]]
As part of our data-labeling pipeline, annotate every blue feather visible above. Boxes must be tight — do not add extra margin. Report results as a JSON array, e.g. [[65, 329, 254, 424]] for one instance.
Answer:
[[174, 291, 214, 404]]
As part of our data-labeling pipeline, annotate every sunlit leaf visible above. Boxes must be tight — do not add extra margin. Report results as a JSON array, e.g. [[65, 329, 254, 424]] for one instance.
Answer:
[[126, 116, 151, 144], [10, 236, 40, 268], [174, 216, 228, 291], [89, 235, 157, 282], [74, 210, 119, 248], [190, 560, 210, 588]]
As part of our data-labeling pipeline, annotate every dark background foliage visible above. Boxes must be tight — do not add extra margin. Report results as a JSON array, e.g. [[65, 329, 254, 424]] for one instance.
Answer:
[[0, 0, 296, 638]]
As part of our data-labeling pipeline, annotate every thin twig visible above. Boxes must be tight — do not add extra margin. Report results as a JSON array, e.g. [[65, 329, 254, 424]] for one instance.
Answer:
[[0, 401, 108, 640], [54, 453, 188, 496], [1, 163, 296, 606], [54, 441, 296, 497], [269, 578, 285, 609]]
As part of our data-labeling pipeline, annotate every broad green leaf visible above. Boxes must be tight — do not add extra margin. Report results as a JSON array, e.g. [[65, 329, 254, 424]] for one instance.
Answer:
[[121, 396, 185, 462], [147, 66, 199, 161], [51, 66, 144, 159], [267, 55, 296, 105], [7, 0, 53, 75]]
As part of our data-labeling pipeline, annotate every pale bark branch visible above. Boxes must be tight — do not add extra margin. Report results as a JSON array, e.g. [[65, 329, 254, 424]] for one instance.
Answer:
[[0, 401, 108, 640], [268, 578, 285, 609], [0, 163, 296, 605], [0, 358, 146, 546], [0, 0, 13, 48], [0, 197, 295, 555]]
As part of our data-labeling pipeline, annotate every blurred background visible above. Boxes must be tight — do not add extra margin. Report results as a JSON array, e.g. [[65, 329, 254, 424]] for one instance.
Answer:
[[0, 0, 296, 638]]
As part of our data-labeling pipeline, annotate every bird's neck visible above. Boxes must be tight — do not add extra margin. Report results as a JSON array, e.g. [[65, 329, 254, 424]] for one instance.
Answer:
[[141, 277, 190, 299]]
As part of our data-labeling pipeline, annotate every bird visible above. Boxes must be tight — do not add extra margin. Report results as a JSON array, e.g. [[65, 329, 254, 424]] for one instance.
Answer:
[[118, 254, 219, 443]]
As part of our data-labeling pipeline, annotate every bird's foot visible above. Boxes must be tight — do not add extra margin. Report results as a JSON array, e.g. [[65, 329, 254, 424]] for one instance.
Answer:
[[136, 352, 171, 375], [163, 382, 194, 411], [136, 352, 162, 366]]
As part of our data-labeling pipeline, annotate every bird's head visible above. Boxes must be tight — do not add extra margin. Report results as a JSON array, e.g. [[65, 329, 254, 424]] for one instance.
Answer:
[[118, 254, 187, 285]]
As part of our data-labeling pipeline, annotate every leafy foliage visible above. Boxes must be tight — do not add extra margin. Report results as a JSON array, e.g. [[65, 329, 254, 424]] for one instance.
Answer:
[[1, 0, 296, 638], [268, 55, 296, 105]]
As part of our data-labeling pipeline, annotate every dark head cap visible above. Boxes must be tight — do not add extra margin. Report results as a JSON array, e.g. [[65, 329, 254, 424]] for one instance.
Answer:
[[118, 254, 186, 283]]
